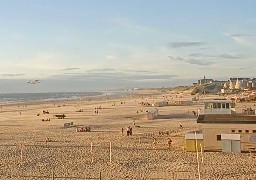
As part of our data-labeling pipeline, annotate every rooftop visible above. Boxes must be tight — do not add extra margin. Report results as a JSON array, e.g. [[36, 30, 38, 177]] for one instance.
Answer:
[[197, 114, 256, 124]]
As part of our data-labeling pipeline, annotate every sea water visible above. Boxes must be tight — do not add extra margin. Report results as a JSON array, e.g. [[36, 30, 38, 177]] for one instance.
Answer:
[[0, 91, 135, 104]]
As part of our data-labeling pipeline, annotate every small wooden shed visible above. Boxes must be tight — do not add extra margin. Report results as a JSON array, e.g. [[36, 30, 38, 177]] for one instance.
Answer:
[[153, 100, 168, 107], [147, 108, 158, 120]]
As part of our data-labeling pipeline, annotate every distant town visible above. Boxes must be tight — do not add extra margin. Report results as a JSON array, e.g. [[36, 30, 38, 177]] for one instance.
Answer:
[[195, 76, 256, 90]]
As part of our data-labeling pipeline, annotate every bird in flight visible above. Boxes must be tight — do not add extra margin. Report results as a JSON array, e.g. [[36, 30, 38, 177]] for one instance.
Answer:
[[27, 79, 40, 84]]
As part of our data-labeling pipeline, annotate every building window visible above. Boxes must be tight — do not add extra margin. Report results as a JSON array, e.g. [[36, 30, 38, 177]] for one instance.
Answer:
[[245, 130, 249, 133], [213, 103, 217, 109], [231, 103, 235, 108], [222, 103, 226, 109], [205, 103, 213, 109], [253, 130, 256, 133], [231, 130, 235, 133], [226, 103, 230, 109], [238, 130, 242, 133], [217, 135, 221, 141], [217, 103, 221, 108]]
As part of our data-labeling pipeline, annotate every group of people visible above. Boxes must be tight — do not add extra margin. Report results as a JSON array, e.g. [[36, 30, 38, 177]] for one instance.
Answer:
[[121, 126, 133, 136], [94, 106, 102, 114]]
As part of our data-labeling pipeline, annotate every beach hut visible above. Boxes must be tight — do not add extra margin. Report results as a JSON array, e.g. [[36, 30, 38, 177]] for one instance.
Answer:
[[185, 133, 204, 152], [64, 122, 73, 128], [147, 108, 158, 120], [173, 100, 192, 106], [221, 134, 241, 153], [153, 100, 168, 107]]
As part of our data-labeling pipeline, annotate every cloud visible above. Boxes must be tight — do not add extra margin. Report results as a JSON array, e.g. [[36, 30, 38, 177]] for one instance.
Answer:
[[0, 74, 26, 77], [49, 68, 178, 82], [86, 68, 116, 73], [189, 53, 241, 59], [124, 70, 155, 74], [187, 59, 213, 66], [188, 53, 204, 57], [63, 72, 83, 75], [226, 33, 253, 37], [239, 67, 249, 70], [106, 55, 116, 60], [168, 41, 207, 48], [168, 56, 213, 66], [224, 33, 256, 46], [218, 54, 240, 59], [61, 68, 80, 71]]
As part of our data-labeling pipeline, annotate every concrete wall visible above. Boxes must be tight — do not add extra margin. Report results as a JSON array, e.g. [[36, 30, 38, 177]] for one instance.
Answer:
[[201, 124, 256, 151]]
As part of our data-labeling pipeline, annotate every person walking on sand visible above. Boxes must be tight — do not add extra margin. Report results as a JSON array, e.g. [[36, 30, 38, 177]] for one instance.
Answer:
[[126, 126, 130, 136], [129, 127, 133, 136], [167, 138, 172, 149], [179, 123, 183, 129], [152, 137, 157, 149]]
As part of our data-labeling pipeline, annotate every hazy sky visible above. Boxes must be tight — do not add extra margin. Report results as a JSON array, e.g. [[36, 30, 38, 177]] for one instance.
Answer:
[[0, 0, 256, 93]]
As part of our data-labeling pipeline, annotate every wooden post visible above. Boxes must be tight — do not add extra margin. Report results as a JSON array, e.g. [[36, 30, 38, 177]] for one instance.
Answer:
[[91, 142, 93, 163], [200, 143, 203, 164], [20, 144, 23, 164], [52, 169, 55, 180], [195, 132, 201, 180], [109, 142, 112, 163]]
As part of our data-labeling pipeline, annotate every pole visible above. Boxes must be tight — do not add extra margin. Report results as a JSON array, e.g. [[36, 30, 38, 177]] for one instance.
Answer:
[[109, 142, 112, 163], [52, 169, 55, 180], [200, 143, 203, 164], [91, 142, 93, 163], [195, 132, 201, 180], [20, 144, 23, 165]]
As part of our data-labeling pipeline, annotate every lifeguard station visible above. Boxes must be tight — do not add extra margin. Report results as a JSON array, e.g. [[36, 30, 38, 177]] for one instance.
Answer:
[[201, 99, 236, 115], [197, 99, 256, 152]]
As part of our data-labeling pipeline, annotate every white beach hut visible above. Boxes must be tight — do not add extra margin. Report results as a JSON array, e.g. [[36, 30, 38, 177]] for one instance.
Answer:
[[147, 108, 158, 120]]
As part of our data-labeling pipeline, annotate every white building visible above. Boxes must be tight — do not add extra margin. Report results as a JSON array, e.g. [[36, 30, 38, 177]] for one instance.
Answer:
[[202, 99, 235, 115]]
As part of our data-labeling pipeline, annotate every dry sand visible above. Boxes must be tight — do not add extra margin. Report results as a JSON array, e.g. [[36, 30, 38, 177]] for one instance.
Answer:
[[0, 90, 256, 180]]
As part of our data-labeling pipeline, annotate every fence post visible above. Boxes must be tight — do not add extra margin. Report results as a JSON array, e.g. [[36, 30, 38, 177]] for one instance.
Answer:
[[20, 144, 23, 165], [200, 143, 203, 164], [195, 132, 201, 180], [52, 169, 55, 180], [109, 142, 112, 163], [91, 142, 93, 163]]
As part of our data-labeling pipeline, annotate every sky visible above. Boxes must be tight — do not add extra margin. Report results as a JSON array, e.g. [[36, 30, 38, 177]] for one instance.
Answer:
[[0, 0, 256, 93]]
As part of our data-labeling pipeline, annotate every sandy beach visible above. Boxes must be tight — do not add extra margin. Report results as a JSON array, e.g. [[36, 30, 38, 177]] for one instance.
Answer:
[[0, 89, 256, 180]]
